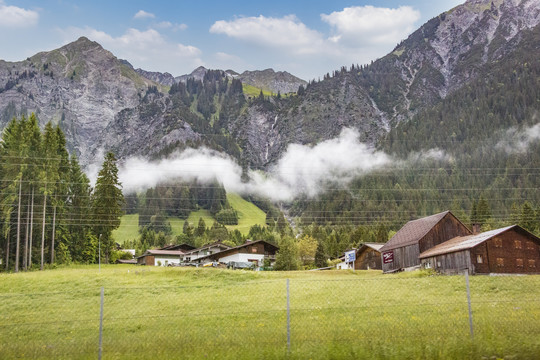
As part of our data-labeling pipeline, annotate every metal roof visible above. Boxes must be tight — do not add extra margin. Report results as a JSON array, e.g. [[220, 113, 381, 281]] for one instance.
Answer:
[[363, 243, 385, 252], [380, 211, 452, 252], [138, 249, 185, 258], [419, 225, 516, 259]]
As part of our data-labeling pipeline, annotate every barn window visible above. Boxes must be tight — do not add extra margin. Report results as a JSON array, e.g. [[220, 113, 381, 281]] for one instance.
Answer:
[[514, 240, 522, 249], [496, 258, 504, 267], [516, 258, 524, 267], [494, 239, 503, 248], [476, 255, 483, 264], [529, 259, 536, 268], [527, 242, 535, 250], [252, 247, 257, 253]]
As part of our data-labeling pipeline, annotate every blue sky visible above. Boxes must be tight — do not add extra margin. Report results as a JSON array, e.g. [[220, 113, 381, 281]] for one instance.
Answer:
[[1, 0, 463, 80]]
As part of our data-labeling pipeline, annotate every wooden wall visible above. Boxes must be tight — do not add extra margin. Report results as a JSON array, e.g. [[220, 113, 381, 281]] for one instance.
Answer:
[[418, 215, 471, 253], [382, 244, 420, 273], [421, 251, 472, 274], [355, 248, 382, 270]]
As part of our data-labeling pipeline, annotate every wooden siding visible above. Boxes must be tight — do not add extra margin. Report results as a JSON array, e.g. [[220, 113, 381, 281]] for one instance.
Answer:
[[382, 244, 420, 272], [355, 247, 382, 270], [474, 230, 540, 274], [421, 251, 472, 274]]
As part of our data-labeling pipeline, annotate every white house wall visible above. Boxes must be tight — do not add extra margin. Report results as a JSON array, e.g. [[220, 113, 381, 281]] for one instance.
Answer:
[[219, 253, 265, 264], [154, 256, 182, 267]]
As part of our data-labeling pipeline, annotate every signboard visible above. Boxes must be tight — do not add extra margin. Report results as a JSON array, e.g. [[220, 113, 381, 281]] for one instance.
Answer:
[[382, 251, 394, 264], [345, 250, 356, 263]]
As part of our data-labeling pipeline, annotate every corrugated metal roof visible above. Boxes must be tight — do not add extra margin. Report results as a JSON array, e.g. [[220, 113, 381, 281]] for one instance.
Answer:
[[380, 211, 451, 252], [419, 225, 516, 259]]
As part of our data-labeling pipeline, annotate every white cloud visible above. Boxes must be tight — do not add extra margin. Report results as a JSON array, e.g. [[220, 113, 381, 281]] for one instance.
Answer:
[[57, 26, 203, 74], [321, 6, 421, 46], [156, 21, 188, 31], [210, 15, 326, 55], [134, 10, 155, 19], [114, 128, 391, 201], [0, 3, 39, 28], [496, 122, 540, 153]]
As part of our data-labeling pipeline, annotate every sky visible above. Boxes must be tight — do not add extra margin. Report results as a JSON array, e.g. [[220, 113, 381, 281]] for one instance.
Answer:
[[0, 0, 463, 81]]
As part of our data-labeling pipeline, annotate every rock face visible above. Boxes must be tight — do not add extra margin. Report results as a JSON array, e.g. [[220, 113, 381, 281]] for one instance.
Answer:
[[237, 69, 307, 94], [0, 0, 538, 169]]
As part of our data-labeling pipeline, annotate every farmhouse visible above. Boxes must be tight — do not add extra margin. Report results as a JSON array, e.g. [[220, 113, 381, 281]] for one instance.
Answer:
[[137, 249, 185, 266], [181, 241, 231, 262], [419, 225, 540, 274], [336, 243, 384, 270], [380, 211, 471, 273], [193, 240, 279, 267], [160, 243, 196, 252]]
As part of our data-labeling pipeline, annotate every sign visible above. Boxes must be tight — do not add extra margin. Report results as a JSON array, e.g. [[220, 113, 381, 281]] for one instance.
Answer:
[[345, 250, 356, 263], [382, 251, 394, 264]]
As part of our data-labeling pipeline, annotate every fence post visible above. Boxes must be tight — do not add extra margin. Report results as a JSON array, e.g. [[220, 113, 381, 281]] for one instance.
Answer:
[[99, 287, 104, 360], [464, 270, 474, 340], [286, 278, 290, 352]]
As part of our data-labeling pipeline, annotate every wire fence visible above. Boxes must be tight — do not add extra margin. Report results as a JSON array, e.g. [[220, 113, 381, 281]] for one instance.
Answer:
[[1, 272, 539, 359]]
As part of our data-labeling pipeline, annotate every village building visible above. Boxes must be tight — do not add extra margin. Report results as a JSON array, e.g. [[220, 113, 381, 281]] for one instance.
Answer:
[[336, 243, 384, 270], [160, 243, 196, 252], [193, 240, 279, 267], [419, 225, 540, 274], [181, 241, 231, 262], [379, 211, 472, 273], [137, 249, 185, 266]]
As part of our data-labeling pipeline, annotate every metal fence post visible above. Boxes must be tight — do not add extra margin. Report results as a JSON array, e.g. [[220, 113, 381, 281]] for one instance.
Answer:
[[465, 270, 474, 340], [286, 278, 290, 352], [99, 287, 104, 360]]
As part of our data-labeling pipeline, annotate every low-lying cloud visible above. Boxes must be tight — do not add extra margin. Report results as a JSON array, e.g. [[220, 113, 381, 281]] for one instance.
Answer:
[[496, 122, 540, 153], [114, 128, 391, 202]]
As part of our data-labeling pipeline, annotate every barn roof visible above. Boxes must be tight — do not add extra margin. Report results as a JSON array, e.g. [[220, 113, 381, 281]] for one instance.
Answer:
[[363, 243, 385, 252], [419, 225, 516, 258], [380, 211, 455, 252]]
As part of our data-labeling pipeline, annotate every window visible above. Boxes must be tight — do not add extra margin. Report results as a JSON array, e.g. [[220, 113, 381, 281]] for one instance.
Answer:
[[476, 255, 483, 264], [252, 247, 257, 253], [529, 259, 536, 268], [516, 258, 524, 267], [527, 242, 536, 250], [494, 238, 503, 248], [496, 258, 504, 267], [514, 240, 522, 249]]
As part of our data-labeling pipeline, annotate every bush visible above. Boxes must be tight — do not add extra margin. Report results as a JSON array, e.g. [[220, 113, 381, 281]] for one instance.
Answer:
[[216, 209, 239, 225]]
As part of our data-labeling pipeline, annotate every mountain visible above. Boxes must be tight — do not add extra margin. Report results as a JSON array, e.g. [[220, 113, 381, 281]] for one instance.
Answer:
[[0, 0, 539, 171], [237, 69, 307, 94]]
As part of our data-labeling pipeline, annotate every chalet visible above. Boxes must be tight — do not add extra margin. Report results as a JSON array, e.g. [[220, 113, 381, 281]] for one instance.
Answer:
[[160, 243, 196, 252], [419, 225, 540, 274], [181, 241, 231, 262], [380, 211, 471, 273], [336, 243, 384, 270], [137, 249, 185, 266], [193, 240, 279, 267]]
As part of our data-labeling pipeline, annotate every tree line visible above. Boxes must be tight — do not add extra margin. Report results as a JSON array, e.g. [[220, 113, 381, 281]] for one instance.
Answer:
[[0, 114, 124, 272]]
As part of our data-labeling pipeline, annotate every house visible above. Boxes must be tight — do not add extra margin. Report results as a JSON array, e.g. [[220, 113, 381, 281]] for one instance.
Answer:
[[380, 211, 471, 273], [192, 240, 279, 267], [336, 243, 384, 270], [181, 241, 231, 262], [137, 249, 185, 266], [419, 225, 540, 274], [160, 243, 196, 252]]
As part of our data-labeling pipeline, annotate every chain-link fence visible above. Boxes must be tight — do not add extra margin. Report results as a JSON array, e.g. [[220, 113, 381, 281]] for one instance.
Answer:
[[1, 272, 539, 359]]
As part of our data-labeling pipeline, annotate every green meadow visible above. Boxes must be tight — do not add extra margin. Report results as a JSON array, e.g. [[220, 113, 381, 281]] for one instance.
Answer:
[[0, 267, 539, 359]]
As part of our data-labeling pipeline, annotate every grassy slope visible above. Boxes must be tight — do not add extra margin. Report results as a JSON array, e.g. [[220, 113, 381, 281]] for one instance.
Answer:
[[225, 193, 266, 234], [0, 267, 538, 359], [111, 214, 139, 244], [114, 194, 266, 243]]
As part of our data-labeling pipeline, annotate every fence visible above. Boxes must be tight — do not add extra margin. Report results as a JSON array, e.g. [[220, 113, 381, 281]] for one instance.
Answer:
[[1, 271, 539, 359]]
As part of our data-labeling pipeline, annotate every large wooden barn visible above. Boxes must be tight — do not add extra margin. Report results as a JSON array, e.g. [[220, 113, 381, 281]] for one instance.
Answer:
[[354, 243, 384, 270], [380, 211, 472, 273], [419, 225, 540, 274]]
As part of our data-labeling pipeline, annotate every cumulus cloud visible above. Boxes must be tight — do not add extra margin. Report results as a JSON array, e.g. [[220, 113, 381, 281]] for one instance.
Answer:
[[111, 128, 391, 201], [210, 15, 326, 55], [0, 3, 39, 28], [134, 10, 155, 19], [57, 26, 202, 74], [156, 21, 188, 31], [321, 6, 421, 46]]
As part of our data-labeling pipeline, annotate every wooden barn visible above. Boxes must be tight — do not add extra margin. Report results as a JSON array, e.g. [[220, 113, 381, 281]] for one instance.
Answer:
[[355, 243, 384, 270], [380, 211, 471, 273], [419, 225, 540, 274]]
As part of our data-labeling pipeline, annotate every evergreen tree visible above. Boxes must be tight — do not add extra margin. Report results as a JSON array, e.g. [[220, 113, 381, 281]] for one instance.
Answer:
[[92, 152, 124, 263], [314, 241, 327, 268], [274, 236, 300, 271]]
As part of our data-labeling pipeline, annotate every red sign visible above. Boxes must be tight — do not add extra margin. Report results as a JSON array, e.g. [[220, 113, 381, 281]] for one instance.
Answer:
[[382, 251, 394, 264]]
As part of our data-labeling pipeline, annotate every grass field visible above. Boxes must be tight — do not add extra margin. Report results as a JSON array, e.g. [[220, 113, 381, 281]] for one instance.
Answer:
[[0, 267, 539, 359], [113, 194, 266, 244]]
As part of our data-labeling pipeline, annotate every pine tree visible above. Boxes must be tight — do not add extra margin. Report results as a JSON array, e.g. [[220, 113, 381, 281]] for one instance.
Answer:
[[314, 241, 327, 268], [92, 152, 124, 263]]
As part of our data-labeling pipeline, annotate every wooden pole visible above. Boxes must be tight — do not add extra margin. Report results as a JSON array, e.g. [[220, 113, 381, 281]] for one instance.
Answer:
[[40, 189, 47, 271], [28, 188, 34, 269], [15, 179, 22, 273], [50, 205, 56, 264]]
